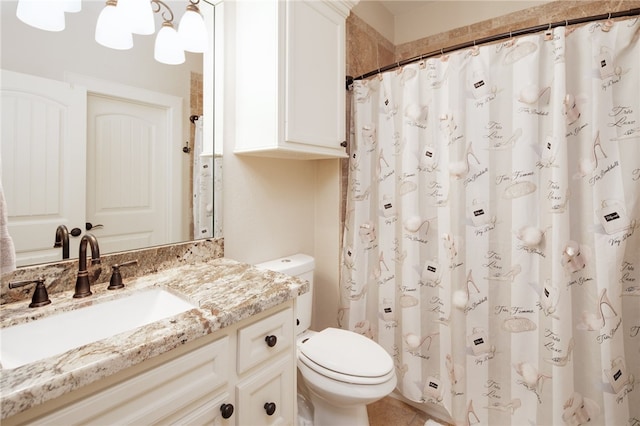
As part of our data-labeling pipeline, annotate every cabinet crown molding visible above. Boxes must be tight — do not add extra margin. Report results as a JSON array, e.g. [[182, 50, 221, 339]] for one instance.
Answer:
[[323, 0, 359, 18]]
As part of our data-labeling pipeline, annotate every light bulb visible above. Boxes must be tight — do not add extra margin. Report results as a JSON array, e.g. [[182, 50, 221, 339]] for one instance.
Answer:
[[95, 0, 133, 50], [178, 4, 208, 53], [155, 22, 185, 65]]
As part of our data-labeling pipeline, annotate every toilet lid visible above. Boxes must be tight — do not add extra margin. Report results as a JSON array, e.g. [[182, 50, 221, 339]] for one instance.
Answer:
[[299, 328, 393, 379]]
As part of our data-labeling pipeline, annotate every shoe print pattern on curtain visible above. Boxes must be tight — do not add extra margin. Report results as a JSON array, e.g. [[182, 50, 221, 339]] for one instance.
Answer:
[[340, 16, 639, 426]]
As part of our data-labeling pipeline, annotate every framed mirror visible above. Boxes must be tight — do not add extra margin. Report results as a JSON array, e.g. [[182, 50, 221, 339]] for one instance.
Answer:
[[0, 0, 214, 268]]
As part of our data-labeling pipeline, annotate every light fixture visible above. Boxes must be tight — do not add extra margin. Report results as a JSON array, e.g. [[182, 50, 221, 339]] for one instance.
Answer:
[[152, 0, 185, 65], [117, 0, 155, 35], [178, 0, 208, 53], [15, 0, 208, 65], [155, 21, 185, 65], [95, 0, 133, 50]]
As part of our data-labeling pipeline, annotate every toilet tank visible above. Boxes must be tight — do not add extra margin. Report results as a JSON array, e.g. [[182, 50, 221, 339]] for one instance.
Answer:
[[255, 254, 314, 336]]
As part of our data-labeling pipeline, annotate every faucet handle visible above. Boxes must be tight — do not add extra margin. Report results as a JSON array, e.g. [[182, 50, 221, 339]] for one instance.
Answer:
[[108, 260, 138, 290], [9, 278, 51, 308]]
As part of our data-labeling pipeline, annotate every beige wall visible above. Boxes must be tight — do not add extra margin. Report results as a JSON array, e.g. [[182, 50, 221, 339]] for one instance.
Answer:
[[354, 1, 549, 45], [222, 153, 342, 332]]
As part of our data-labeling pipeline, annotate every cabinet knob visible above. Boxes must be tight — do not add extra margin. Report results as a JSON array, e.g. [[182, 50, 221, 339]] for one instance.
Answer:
[[265, 335, 277, 347], [220, 403, 234, 419], [264, 402, 276, 416]]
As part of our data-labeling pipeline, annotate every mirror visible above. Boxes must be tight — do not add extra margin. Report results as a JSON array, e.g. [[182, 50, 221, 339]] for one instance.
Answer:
[[0, 0, 214, 268]]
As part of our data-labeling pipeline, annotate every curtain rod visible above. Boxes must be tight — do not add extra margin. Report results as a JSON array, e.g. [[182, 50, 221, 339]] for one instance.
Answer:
[[348, 7, 640, 84]]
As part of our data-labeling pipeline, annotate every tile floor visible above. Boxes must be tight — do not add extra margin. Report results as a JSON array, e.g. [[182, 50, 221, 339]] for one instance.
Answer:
[[367, 396, 449, 426]]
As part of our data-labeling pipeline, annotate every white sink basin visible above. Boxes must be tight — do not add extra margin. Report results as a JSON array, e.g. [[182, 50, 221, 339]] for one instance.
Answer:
[[0, 288, 196, 370]]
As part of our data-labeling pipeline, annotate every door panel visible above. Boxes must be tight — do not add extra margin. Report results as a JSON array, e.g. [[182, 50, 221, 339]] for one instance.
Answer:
[[1, 70, 86, 266], [86, 94, 169, 254]]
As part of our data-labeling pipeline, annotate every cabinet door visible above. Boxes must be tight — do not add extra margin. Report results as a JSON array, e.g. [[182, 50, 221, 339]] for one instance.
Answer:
[[237, 307, 293, 375], [236, 355, 294, 426], [286, 0, 346, 154]]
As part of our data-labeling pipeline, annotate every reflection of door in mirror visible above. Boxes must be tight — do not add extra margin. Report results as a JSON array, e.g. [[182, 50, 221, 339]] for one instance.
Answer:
[[1, 70, 86, 266], [87, 93, 173, 255], [1, 70, 185, 267]]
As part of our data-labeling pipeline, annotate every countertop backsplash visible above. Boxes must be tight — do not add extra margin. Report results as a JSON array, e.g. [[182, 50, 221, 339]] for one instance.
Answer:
[[0, 238, 224, 306]]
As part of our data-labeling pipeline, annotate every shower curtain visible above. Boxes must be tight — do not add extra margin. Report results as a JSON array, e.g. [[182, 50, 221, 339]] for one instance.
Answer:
[[192, 115, 214, 239], [341, 16, 639, 426]]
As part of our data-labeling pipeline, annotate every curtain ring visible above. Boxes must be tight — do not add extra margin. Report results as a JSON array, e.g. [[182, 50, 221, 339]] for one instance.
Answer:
[[545, 23, 553, 40], [564, 19, 575, 37], [440, 48, 449, 62], [603, 13, 614, 32], [471, 40, 479, 56]]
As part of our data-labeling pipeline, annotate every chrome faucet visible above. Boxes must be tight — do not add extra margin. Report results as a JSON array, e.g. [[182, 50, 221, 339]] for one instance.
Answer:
[[54, 225, 70, 259], [73, 233, 101, 298]]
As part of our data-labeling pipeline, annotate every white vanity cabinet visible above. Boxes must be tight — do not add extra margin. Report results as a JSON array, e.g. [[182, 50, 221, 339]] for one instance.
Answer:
[[233, 0, 352, 159], [4, 302, 296, 426]]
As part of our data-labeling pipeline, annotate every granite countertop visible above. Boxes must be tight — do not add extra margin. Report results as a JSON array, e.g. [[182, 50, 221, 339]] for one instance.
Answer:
[[0, 257, 308, 420]]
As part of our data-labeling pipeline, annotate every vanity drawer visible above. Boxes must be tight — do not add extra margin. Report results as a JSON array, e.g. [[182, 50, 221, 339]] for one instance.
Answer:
[[19, 336, 230, 426], [237, 307, 293, 375]]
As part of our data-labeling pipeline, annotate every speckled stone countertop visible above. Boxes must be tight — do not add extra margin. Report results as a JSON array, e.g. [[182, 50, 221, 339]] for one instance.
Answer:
[[0, 257, 308, 420]]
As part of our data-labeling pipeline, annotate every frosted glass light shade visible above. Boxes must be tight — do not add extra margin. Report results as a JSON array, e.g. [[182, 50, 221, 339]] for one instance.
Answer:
[[16, 0, 66, 32], [95, 0, 133, 50], [178, 7, 208, 53], [117, 0, 155, 35], [155, 23, 185, 65]]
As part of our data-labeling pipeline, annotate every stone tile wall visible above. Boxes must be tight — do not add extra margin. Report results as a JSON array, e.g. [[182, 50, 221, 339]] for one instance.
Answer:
[[347, 0, 640, 78]]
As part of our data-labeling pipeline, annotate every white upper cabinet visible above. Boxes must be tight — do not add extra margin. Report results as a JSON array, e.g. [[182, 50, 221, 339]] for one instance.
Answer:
[[233, 0, 353, 159]]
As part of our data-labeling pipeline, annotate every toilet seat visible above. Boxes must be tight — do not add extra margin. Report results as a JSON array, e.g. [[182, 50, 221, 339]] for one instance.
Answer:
[[298, 352, 395, 385], [298, 328, 394, 385]]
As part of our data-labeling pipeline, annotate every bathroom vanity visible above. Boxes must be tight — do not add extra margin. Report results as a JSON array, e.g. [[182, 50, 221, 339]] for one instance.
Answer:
[[0, 255, 308, 425]]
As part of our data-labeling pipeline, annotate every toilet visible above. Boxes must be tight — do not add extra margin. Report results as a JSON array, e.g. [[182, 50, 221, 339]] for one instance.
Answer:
[[256, 254, 397, 426]]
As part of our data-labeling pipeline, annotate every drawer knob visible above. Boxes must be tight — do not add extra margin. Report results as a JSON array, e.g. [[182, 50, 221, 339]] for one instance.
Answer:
[[264, 402, 276, 416], [220, 403, 234, 419], [265, 335, 278, 347]]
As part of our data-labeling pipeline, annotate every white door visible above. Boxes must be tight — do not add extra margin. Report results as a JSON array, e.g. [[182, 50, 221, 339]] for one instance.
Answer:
[[0, 69, 86, 266], [86, 94, 170, 254]]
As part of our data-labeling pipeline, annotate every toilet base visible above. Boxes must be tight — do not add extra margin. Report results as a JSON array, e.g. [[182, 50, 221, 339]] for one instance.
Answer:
[[308, 390, 370, 426]]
